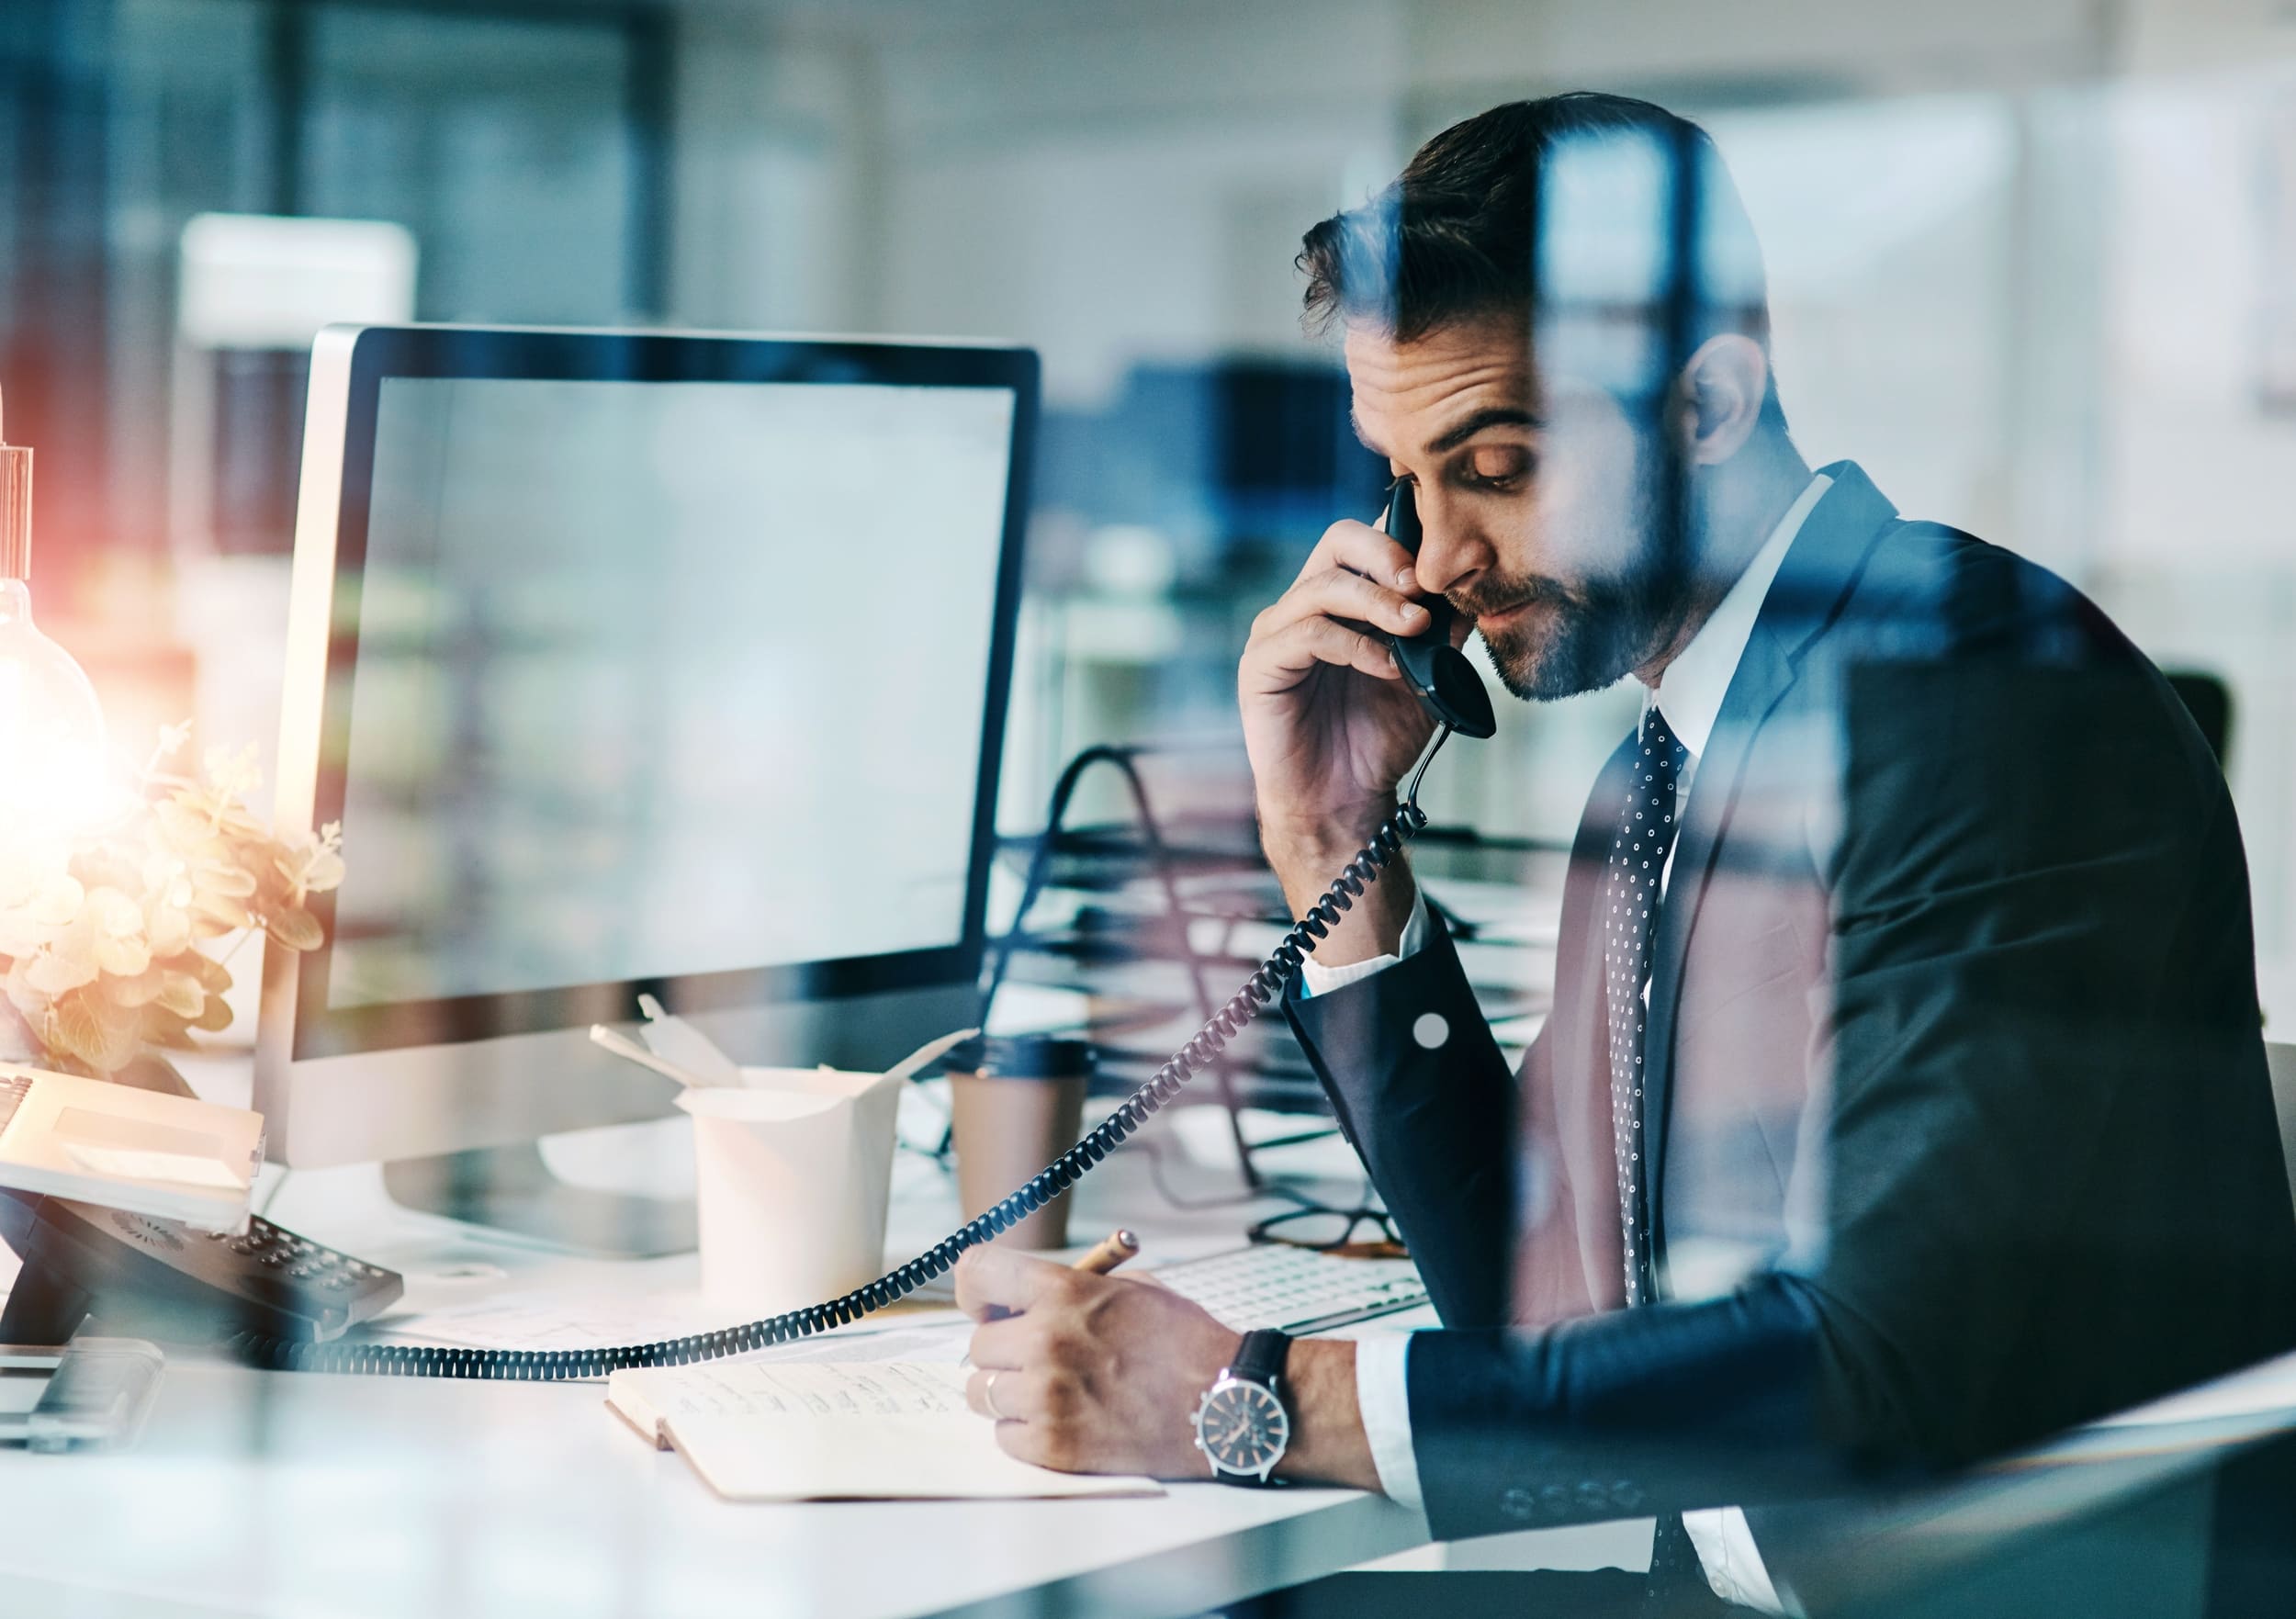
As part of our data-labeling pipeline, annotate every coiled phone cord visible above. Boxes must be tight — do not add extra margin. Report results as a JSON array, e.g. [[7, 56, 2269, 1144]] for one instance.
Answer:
[[231, 729, 1455, 1380]]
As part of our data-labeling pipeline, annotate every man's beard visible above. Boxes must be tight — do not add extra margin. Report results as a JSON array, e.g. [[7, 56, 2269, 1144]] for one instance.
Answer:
[[1455, 479, 1696, 703]]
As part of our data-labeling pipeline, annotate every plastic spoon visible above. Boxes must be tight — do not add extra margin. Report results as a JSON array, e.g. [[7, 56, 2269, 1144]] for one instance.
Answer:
[[589, 1024, 716, 1090], [884, 1027, 982, 1085], [636, 995, 744, 1088]]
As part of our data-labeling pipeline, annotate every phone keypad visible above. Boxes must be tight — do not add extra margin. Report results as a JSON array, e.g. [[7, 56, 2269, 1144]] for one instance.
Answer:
[[209, 1216, 388, 1297]]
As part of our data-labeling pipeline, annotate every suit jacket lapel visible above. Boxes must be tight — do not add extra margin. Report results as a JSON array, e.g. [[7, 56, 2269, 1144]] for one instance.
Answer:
[[1639, 463, 1900, 1275]]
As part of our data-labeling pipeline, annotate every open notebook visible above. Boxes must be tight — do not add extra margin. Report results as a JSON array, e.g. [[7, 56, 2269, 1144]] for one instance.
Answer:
[[606, 1360, 1163, 1502]]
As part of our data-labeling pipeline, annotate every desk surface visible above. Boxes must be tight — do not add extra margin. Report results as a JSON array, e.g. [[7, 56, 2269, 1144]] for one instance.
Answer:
[[0, 1089, 1432, 1619], [0, 1356, 1423, 1619]]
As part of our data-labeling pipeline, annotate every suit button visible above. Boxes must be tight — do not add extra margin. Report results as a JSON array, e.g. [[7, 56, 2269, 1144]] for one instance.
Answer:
[[1576, 1480, 1610, 1512], [1613, 1480, 1645, 1511], [1500, 1486, 1536, 1523], [1412, 1012, 1449, 1050], [1539, 1483, 1571, 1517]]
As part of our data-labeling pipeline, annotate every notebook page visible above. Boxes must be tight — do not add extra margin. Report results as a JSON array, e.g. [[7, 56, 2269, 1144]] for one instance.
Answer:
[[613, 1359, 973, 1422], [606, 1361, 1161, 1500], [669, 1412, 1159, 1501]]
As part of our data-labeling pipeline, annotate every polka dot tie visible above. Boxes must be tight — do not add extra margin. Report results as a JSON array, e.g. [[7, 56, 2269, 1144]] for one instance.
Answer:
[[1602, 704, 1688, 1308], [1604, 710, 1727, 1613]]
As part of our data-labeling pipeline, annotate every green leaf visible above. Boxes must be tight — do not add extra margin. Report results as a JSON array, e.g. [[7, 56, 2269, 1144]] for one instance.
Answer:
[[155, 972, 204, 1019], [103, 966, 166, 1008], [189, 892, 252, 932], [264, 907, 324, 953], [49, 997, 113, 1074], [144, 1012, 197, 1051]]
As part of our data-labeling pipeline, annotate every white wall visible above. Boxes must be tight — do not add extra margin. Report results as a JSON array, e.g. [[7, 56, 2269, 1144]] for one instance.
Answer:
[[670, 8, 884, 333], [861, 0, 1406, 404], [662, 0, 2296, 968]]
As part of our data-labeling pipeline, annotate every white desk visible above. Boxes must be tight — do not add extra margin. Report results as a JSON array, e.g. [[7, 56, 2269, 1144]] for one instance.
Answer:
[[0, 1092, 1435, 1619]]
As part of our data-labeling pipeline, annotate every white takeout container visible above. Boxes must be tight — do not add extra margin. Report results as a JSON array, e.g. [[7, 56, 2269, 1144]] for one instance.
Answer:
[[676, 1065, 905, 1317]]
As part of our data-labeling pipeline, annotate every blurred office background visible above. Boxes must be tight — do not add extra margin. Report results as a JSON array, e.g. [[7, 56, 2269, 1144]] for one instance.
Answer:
[[6, 0, 2296, 1012]]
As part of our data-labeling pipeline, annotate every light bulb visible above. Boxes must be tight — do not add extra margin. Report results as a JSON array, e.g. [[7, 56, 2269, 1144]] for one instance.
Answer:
[[0, 387, 112, 841]]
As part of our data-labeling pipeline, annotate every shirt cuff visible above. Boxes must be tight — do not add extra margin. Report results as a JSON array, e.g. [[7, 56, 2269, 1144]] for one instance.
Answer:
[[1681, 1507, 1798, 1615], [1296, 890, 1430, 999], [1351, 1332, 1425, 1512]]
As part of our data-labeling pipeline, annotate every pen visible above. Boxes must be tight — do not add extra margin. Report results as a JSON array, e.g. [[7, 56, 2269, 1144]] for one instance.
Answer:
[[1071, 1229, 1139, 1276], [966, 1231, 1141, 1357], [991, 1230, 1138, 1315]]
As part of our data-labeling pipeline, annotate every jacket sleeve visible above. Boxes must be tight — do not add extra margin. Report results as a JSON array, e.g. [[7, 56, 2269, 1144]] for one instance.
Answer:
[[1799, 656, 2290, 1467], [1406, 1276, 1830, 1536], [1376, 652, 2295, 1545], [1284, 909, 1518, 1329]]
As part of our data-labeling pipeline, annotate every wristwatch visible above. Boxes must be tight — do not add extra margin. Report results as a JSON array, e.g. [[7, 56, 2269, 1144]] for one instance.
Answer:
[[1190, 1328, 1293, 1485]]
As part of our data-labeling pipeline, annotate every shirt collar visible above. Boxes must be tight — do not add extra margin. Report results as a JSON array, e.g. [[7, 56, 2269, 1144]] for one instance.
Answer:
[[1643, 472, 1832, 759]]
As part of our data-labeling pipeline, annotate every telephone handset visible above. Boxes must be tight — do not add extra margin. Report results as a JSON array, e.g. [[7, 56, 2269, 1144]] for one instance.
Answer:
[[1379, 480, 1496, 740], [219, 493, 1493, 1382]]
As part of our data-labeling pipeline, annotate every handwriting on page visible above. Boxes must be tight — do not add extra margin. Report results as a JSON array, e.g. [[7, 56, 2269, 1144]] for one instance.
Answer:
[[647, 1361, 971, 1420], [605, 1360, 1166, 1501], [738, 1316, 970, 1366]]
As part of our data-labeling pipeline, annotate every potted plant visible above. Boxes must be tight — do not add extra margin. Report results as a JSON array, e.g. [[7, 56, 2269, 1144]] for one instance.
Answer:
[[0, 724, 342, 1092]]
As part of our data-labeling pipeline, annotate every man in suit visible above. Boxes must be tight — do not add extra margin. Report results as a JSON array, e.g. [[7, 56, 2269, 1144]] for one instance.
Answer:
[[954, 93, 2296, 1613]]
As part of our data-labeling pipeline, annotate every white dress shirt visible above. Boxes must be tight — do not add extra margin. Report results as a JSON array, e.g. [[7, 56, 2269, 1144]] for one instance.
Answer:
[[1300, 475, 1831, 1613]]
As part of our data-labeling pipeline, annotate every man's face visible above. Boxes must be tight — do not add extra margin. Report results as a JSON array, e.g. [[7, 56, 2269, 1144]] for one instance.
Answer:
[[1343, 315, 1693, 701]]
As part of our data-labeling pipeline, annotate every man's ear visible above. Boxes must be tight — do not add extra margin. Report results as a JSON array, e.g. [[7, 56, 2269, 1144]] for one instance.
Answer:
[[1674, 334, 1771, 467]]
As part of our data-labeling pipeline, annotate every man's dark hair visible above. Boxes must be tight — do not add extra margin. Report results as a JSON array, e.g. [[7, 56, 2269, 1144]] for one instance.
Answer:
[[1299, 92, 1784, 427]]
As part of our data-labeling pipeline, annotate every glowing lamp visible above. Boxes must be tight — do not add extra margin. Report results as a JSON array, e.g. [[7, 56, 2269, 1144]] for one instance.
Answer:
[[0, 386, 109, 839]]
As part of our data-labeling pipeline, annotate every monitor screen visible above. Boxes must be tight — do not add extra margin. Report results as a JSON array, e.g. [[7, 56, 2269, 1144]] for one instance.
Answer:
[[321, 374, 1018, 1015]]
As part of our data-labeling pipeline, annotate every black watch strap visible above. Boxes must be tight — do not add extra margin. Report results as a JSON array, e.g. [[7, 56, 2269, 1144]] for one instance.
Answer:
[[1219, 1329, 1294, 1489], [1232, 1328, 1292, 1389]]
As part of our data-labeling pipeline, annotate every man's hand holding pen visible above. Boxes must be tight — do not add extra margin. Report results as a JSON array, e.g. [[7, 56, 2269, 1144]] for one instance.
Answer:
[[958, 1232, 1234, 1477], [955, 1235, 1381, 1489]]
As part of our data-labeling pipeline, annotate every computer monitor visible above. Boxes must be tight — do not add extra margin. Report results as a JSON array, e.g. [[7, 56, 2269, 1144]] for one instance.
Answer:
[[256, 324, 1035, 1242]]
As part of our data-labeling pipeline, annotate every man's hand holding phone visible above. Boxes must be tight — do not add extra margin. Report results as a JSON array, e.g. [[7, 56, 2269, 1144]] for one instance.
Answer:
[[1239, 502, 1466, 966]]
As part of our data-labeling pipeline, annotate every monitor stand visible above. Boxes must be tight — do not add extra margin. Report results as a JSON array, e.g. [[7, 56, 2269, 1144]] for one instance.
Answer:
[[383, 1144, 697, 1257]]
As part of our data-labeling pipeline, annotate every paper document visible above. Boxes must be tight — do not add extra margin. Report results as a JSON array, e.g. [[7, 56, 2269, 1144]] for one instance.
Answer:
[[369, 1290, 971, 1369], [366, 1291, 734, 1355], [606, 1361, 1162, 1502], [737, 1316, 970, 1366], [61, 1141, 248, 1191]]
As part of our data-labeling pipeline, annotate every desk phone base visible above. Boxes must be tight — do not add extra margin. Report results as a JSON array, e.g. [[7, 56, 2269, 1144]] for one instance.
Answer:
[[0, 1191, 403, 1347]]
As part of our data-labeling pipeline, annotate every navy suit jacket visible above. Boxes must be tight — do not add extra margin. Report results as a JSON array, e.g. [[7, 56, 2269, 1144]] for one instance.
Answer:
[[1286, 462, 2296, 1554]]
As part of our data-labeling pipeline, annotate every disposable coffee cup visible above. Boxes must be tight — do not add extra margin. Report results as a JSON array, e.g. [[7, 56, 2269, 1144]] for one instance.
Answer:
[[945, 1036, 1094, 1251], [677, 1065, 903, 1316]]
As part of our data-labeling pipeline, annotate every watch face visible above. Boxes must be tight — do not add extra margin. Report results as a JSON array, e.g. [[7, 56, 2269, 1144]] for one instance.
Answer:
[[1195, 1377, 1289, 1476]]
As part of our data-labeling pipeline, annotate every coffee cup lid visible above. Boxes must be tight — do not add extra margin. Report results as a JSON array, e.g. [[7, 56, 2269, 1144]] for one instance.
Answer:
[[941, 1034, 1096, 1080]]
